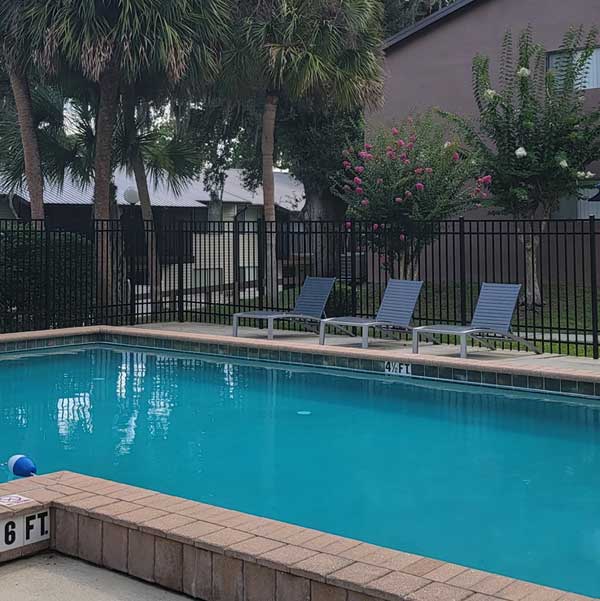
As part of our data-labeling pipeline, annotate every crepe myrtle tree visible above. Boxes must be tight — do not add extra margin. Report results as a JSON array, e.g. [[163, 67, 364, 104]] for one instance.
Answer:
[[448, 26, 600, 306], [333, 111, 485, 276]]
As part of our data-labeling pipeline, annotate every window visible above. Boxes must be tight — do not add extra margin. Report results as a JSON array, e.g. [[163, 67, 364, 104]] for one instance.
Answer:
[[547, 48, 600, 90]]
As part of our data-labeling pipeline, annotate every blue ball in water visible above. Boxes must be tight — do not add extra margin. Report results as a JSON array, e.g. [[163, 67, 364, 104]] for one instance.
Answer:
[[8, 455, 37, 477]]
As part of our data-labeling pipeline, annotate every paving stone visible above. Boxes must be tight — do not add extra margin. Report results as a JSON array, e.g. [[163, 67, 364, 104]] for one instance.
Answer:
[[365, 571, 430, 600], [128, 529, 155, 582], [225, 535, 285, 561], [52, 508, 78, 556], [291, 553, 354, 582], [213, 554, 243, 601], [407, 582, 474, 601], [257, 544, 319, 571], [154, 537, 183, 592], [327, 562, 392, 590], [77, 515, 102, 565], [276, 571, 310, 601], [245, 561, 276, 601], [183, 544, 212, 600], [102, 522, 128, 573]]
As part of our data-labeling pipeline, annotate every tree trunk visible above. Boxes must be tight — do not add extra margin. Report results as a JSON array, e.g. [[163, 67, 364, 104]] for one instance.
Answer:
[[94, 59, 120, 220], [261, 94, 279, 305], [301, 186, 347, 222], [93, 59, 121, 323], [7, 63, 45, 223], [518, 214, 545, 309], [124, 86, 162, 318]]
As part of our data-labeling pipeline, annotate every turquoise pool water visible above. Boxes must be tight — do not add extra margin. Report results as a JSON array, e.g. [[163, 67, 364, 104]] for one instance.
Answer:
[[1, 346, 599, 594]]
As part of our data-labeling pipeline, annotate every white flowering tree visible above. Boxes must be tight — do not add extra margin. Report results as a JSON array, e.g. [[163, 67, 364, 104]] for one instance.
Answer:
[[448, 26, 600, 305]]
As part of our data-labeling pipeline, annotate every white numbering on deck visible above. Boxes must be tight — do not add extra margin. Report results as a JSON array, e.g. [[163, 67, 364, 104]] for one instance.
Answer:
[[384, 361, 412, 376], [0, 510, 50, 552]]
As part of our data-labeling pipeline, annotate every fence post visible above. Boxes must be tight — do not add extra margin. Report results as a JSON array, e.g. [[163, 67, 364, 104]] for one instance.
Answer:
[[350, 224, 357, 316], [44, 227, 50, 330], [177, 221, 185, 323], [459, 217, 467, 325], [590, 216, 599, 360], [257, 219, 265, 310]]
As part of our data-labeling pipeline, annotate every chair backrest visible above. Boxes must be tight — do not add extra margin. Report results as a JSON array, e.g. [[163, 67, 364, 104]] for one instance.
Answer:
[[292, 277, 336, 318], [376, 279, 424, 326], [470, 283, 521, 333]]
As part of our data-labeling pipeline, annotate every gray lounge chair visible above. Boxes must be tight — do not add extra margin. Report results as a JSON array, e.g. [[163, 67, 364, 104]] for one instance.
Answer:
[[412, 282, 540, 358], [232, 276, 336, 339], [319, 279, 424, 349]]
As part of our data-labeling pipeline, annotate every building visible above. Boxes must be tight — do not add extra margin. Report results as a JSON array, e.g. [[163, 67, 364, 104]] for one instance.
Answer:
[[373, 0, 600, 217], [0, 168, 305, 229]]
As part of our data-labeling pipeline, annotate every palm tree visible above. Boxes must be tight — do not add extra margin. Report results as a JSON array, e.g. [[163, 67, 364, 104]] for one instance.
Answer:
[[0, 2, 45, 221], [226, 0, 383, 303], [25, 0, 230, 221]]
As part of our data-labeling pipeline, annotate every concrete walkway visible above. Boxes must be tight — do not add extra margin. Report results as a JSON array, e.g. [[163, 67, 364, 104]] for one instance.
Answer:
[[0, 554, 186, 601], [134, 321, 600, 378]]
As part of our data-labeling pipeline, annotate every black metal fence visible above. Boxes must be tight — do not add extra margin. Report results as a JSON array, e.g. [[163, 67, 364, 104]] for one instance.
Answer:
[[1, 218, 598, 358]]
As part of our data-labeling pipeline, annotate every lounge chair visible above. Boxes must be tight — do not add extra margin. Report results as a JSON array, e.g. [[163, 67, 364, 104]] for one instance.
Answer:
[[232, 276, 336, 339], [412, 282, 540, 358], [319, 279, 424, 349]]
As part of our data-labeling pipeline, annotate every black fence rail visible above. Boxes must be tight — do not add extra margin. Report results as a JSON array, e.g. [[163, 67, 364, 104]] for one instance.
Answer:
[[1, 218, 598, 358]]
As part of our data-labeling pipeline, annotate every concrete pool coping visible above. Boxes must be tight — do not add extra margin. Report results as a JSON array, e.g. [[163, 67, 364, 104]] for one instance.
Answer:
[[0, 325, 599, 398], [0, 471, 594, 601]]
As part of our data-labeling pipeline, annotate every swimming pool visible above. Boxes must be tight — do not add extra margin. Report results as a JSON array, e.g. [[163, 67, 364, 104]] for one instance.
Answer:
[[1, 345, 599, 595]]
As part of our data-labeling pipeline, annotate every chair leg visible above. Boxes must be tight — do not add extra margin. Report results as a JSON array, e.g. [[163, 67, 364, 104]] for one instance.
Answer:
[[319, 321, 326, 346], [362, 325, 369, 349], [412, 332, 419, 354], [268, 317, 275, 340], [233, 315, 239, 337], [460, 335, 468, 359]]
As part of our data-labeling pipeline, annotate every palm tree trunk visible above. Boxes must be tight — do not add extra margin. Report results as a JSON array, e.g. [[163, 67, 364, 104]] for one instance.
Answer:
[[124, 86, 162, 318], [94, 59, 120, 220], [93, 59, 121, 323], [7, 63, 44, 223], [261, 94, 279, 305]]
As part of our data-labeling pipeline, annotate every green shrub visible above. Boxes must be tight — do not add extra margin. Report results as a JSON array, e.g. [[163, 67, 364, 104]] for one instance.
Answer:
[[0, 226, 95, 333]]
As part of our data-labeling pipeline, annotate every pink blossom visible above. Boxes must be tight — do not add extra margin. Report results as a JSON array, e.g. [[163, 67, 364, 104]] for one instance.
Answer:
[[342, 160, 351, 169], [407, 142, 414, 151], [452, 152, 460, 162], [479, 175, 492, 185], [373, 223, 379, 231], [361, 198, 370, 207], [415, 182, 425, 191], [355, 187, 363, 195], [364, 143, 373, 150], [365, 153, 374, 161], [345, 221, 352, 229], [386, 151, 397, 160], [358, 151, 369, 159], [414, 167, 424, 175], [399, 233, 406, 241], [405, 191, 413, 198], [425, 167, 433, 174], [355, 166, 365, 174], [481, 192, 489, 199], [396, 139, 405, 147], [395, 197, 403, 204], [353, 176, 362, 185], [475, 203, 483, 209], [409, 134, 417, 143], [391, 127, 399, 136], [402, 159, 410, 165], [376, 178, 384, 185], [400, 153, 408, 161]]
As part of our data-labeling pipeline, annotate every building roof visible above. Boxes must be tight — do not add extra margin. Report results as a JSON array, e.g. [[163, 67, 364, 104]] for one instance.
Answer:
[[3, 168, 305, 211], [383, 0, 484, 51]]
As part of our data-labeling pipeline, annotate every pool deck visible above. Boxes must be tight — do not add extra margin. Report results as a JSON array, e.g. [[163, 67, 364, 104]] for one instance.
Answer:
[[0, 471, 595, 601], [134, 321, 600, 381], [0, 553, 187, 601]]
